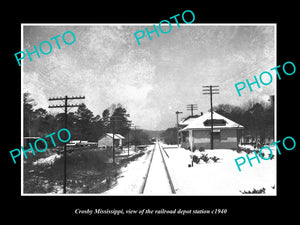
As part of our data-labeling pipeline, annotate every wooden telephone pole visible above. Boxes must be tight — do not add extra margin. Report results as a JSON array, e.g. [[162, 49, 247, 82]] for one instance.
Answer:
[[109, 114, 130, 164], [175, 111, 183, 147], [202, 86, 219, 149], [48, 95, 85, 193], [186, 104, 198, 116], [126, 120, 132, 157]]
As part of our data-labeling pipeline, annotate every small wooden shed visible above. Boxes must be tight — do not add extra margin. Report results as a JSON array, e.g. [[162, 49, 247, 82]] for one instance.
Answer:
[[98, 133, 125, 148]]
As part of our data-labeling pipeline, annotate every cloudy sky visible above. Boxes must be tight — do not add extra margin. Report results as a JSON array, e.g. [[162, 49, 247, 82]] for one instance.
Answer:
[[23, 24, 275, 130]]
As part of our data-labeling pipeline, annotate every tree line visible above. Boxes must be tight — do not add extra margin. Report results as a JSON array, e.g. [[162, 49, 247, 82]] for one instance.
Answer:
[[213, 99, 274, 145], [24, 92, 150, 145]]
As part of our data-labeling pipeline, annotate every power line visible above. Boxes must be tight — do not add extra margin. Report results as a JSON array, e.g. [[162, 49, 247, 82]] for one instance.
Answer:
[[48, 95, 85, 194], [202, 85, 219, 150], [186, 104, 198, 116]]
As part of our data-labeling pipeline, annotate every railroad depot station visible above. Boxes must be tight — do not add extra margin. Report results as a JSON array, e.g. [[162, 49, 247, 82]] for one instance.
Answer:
[[179, 111, 244, 150]]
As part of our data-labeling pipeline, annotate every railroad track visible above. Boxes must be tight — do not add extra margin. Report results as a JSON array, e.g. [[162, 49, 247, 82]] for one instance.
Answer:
[[139, 143, 156, 194], [158, 142, 176, 194], [140, 141, 176, 194]]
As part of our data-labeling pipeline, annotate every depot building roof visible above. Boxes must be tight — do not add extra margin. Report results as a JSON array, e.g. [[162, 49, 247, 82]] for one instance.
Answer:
[[181, 111, 244, 131], [105, 133, 125, 139]]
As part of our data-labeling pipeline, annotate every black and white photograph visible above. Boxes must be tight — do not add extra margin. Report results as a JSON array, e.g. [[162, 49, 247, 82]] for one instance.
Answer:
[[3, 4, 299, 220], [21, 24, 276, 196]]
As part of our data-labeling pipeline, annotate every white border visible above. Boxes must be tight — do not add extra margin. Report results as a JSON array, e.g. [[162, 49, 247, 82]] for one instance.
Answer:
[[21, 23, 277, 196], [21, 24, 24, 195]]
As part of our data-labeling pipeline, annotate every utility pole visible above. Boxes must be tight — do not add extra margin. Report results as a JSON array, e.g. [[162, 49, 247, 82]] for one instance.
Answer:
[[202, 85, 219, 149], [112, 117, 116, 164], [48, 95, 85, 194], [128, 123, 136, 152], [134, 126, 137, 151], [110, 114, 130, 164], [175, 111, 183, 147], [133, 125, 139, 151], [128, 132, 130, 156], [126, 120, 132, 157], [186, 104, 198, 116]]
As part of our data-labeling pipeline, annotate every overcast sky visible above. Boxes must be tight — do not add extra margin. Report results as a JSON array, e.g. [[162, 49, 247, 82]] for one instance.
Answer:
[[23, 24, 275, 130]]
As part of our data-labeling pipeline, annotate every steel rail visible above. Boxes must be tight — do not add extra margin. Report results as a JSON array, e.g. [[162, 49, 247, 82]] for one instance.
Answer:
[[139, 143, 156, 194], [157, 141, 176, 194]]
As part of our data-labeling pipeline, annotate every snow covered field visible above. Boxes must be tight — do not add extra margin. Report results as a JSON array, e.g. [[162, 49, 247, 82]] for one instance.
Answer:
[[162, 144, 276, 195], [104, 145, 155, 195], [103, 143, 276, 195]]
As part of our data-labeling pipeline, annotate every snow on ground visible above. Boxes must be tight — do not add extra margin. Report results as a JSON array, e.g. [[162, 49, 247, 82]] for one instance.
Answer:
[[239, 144, 255, 150], [102, 143, 276, 195], [161, 144, 276, 195], [117, 147, 139, 157], [103, 145, 155, 195], [142, 143, 173, 195], [32, 154, 61, 166]]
